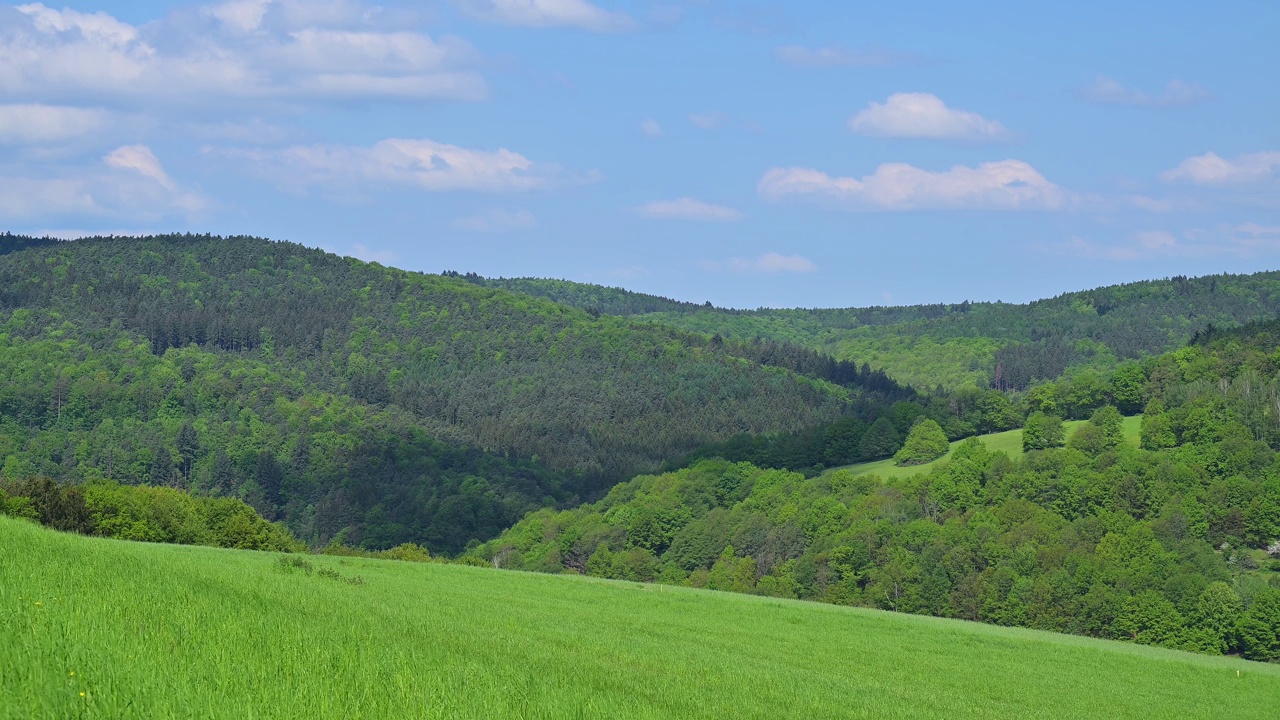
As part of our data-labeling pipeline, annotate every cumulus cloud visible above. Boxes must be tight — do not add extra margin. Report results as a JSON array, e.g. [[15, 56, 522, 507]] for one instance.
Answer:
[[0, 2, 487, 109], [452, 208, 537, 232], [637, 198, 741, 221], [453, 0, 636, 32], [1080, 76, 1210, 108], [774, 44, 921, 68], [227, 138, 554, 193], [1161, 151, 1280, 186], [848, 93, 1011, 141], [640, 119, 663, 137], [0, 144, 207, 220], [759, 160, 1068, 211], [0, 104, 108, 144]]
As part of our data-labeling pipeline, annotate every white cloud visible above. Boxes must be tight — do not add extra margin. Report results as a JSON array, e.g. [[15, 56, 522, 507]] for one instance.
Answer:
[[229, 138, 553, 193], [732, 253, 816, 273], [0, 104, 108, 144], [640, 119, 663, 137], [204, 0, 272, 33], [848, 93, 1010, 141], [1081, 76, 1210, 108], [1161, 151, 1280, 186], [689, 111, 728, 130], [638, 198, 741, 221], [0, 2, 487, 109], [453, 0, 636, 32], [0, 145, 207, 220], [104, 145, 174, 190], [774, 44, 921, 68], [452, 208, 537, 232], [759, 160, 1068, 211]]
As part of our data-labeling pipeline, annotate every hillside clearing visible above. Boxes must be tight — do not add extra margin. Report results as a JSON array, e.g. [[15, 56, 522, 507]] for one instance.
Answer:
[[828, 416, 1143, 481], [2, 515, 1276, 719]]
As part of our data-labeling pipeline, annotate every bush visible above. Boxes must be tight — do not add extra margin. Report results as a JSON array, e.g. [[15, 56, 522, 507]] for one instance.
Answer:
[[894, 419, 950, 466]]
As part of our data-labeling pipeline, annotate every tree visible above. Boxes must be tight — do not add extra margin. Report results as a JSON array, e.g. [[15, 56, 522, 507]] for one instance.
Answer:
[[1114, 591, 1185, 647], [858, 417, 902, 460], [1238, 588, 1280, 662], [177, 422, 200, 481], [1189, 582, 1242, 654], [212, 449, 235, 493], [1089, 405, 1125, 449], [1140, 398, 1176, 450], [894, 419, 950, 466], [255, 451, 283, 508], [1067, 424, 1106, 455], [1111, 362, 1147, 415], [1022, 411, 1065, 452], [150, 447, 174, 486]]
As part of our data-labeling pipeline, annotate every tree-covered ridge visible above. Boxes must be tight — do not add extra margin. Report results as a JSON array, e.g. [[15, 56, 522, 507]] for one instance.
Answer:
[[458, 274, 708, 316], [0, 234, 865, 490], [475, 324, 1280, 662], [0, 316, 569, 552], [478, 272, 1280, 390]]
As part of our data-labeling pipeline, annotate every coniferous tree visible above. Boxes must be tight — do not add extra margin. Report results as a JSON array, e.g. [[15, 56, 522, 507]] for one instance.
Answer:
[[858, 417, 902, 460]]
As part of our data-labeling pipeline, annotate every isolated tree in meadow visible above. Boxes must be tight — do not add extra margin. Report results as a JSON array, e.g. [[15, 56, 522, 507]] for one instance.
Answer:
[[894, 419, 950, 466], [1022, 411, 1065, 451], [1090, 405, 1126, 449], [858, 417, 902, 460], [1067, 424, 1106, 455]]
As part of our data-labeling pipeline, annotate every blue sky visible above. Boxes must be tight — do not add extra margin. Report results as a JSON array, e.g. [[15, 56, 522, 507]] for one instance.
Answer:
[[0, 0, 1276, 308]]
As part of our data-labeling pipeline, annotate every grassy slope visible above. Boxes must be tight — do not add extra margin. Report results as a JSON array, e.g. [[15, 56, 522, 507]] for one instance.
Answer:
[[3, 515, 1277, 720], [829, 416, 1143, 481]]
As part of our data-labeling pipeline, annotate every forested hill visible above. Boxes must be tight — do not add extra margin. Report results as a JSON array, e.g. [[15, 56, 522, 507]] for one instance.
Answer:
[[0, 234, 910, 551], [475, 272, 1280, 391], [477, 318, 1280, 663]]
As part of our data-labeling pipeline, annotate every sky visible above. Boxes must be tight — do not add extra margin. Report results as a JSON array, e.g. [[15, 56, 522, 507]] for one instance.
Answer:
[[0, 0, 1277, 308]]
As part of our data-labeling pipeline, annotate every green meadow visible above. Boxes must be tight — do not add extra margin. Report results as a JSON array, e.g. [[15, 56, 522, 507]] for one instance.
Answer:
[[3, 514, 1277, 720], [829, 416, 1142, 481]]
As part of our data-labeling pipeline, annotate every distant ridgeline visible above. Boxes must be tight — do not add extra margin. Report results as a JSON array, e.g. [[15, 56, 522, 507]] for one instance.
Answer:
[[466, 272, 1280, 392], [477, 319, 1280, 662], [0, 234, 935, 553]]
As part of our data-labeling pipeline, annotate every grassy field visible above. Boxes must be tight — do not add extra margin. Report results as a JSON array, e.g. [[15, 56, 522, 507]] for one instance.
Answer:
[[2, 515, 1278, 719], [830, 416, 1143, 481]]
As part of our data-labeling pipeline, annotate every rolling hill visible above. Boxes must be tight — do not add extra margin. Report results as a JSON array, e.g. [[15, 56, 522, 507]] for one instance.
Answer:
[[468, 272, 1280, 390], [0, 234, 897, 552], [2, 515, 1276, 719]]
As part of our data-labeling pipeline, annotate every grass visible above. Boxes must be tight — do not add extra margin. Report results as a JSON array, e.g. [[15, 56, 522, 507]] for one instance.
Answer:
[[829, 416, 1144, 481], [2, 515, 1278, 719]]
